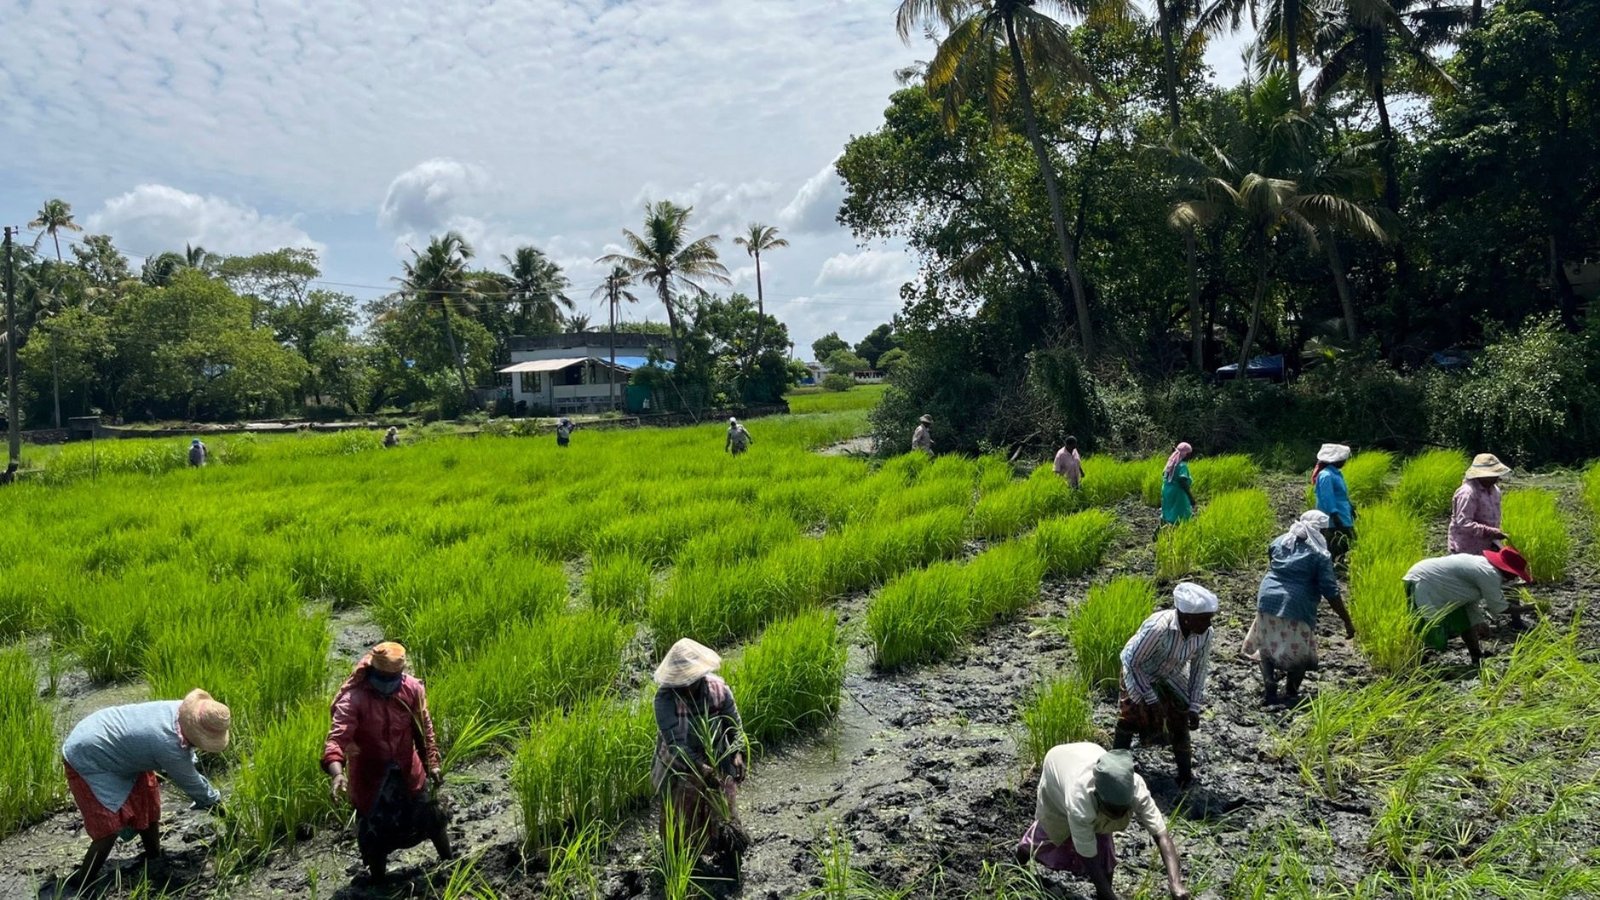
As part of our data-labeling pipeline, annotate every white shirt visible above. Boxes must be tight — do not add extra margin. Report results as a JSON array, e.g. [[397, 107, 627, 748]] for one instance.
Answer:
[[1403, 553, 1508, 626], [1036, 743, 1166, 855]]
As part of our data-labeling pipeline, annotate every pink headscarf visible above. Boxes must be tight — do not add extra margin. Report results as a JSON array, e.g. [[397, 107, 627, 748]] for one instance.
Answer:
[[1164, 442, 1193, 481]]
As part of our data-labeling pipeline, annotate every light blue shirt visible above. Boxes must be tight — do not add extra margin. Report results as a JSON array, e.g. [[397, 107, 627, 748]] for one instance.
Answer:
[[62, 701, 221, 812], [1256, 536, 1340, 626], [1315, 468, 1354, 528]]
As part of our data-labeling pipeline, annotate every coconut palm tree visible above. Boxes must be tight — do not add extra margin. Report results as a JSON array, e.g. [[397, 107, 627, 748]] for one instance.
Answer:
[[895, 0, 1127, 357], [731, 223, 789, 352], [396, 231, 478, 404], [591, 266, 641, 411], [500, 246, 573, 335], [565, 313, 592, 332], [140, 252, 187, 287], [28, 199, 83, 262], [597, 201, 729, 361]]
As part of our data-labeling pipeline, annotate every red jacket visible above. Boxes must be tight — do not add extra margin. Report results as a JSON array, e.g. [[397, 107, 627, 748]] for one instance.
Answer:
[[321, 658, 441, 816]]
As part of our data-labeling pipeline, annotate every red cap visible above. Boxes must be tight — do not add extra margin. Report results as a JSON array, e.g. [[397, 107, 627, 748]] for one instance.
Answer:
[[1484, 545, 1533, 583]]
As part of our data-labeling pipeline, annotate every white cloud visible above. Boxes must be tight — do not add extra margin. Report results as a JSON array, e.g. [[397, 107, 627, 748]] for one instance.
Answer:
[[378, 158, 492, 235], [815, 248, 913, 287], [780, 157, 847, 234], [86, 184, 321, 257]]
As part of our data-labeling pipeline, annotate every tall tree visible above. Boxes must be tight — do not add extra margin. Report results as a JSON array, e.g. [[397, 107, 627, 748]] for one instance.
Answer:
[[500, 246, 573, 335], [592, 266, 641, 411], [28, 199, 83, 262], [597, 201, 730, 361], [895, 0, 1126, 357], [731, 223, 789, 353], [395, 232, 478, 405]]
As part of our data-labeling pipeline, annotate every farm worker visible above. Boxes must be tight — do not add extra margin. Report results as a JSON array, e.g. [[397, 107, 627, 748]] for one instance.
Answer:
[[1311, 443, 1356, 564], [1113, 582, 1216, 788], [1054, 436, 1084, 489], [382, 426, 399, 448], [60, 689, 230, 889], [187, 438, 207, 467], [1448, 453, 1510, 555], [1403, 547, 1535, 665], [556, 416, 575, 447], [322, 642, 452, 883], [912, 414, 934, 456], [726, 418, 753, 455], [1016, 744, 1191, 900], [1243, 511, 1356, 706], [1159, 442, 1196, 525], [652, 638, 750, 871]]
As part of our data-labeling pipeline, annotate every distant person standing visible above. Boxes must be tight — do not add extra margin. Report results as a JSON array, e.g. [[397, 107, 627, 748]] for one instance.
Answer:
[[726, 418, 753, 455], [187, 439, 207, 467], [1114, 582, 1217, 788], [382, 427, 400, 448], [1160, 442, 1195, 527], [1054, 436, 1084, 489], [912, 414, 934, 457], [1311, 443, 1355, 564], [1449, 454, 1510, 555], [556, 417, 575, 448]]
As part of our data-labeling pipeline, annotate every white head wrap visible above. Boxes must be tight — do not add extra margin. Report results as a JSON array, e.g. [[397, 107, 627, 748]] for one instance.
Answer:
[[729, 417, 738, 426], [1316, 443, 1352, 465], [1172, 582, 1219, 614], [1287, 510, 1331, 557], [653, 638, 722, 688]]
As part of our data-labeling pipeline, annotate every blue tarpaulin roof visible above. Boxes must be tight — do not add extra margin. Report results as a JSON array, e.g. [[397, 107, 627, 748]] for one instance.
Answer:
[[607, 356, 675, 371]]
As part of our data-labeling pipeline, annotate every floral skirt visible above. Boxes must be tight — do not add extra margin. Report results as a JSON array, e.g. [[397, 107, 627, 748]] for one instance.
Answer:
[[1241, 612, 1319, 671]]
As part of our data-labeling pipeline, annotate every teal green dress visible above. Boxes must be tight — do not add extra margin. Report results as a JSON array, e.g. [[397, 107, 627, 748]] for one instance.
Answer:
[[1161, 462, 1194, 524]]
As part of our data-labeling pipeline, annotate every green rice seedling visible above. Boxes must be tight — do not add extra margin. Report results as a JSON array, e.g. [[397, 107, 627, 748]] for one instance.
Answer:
[[1019, 674, 1096, 769], [1063, 577, 1157, 692], [970, 472, 1072, 539], [964, 541, 1046, 624], [429, 610, 628, 735], [675, 517, 801, 570], [784, 384, 887, 414], [1584, 461, 1600, 540], [587, 553, 654, 618], [542, 821, 607, 899], [224, 700, 340, 856], [866, 561, 971, 671], [975, 454, 1016, 496], [1302, 449, 1397, 510], [0, 646, 64, 837], [1077, 455, 1161, 509], [818, 508, 967, 595], [1345, 503, 1425, 674], [1501, 489, 1572, 582], [1140, 453, 1260, 506], [724, 610, 846, 750], [1029, 509, 1120, 577], [871, 474, 974, 522], [1394, 449, 1469, 518], [649, 545, 826, 651], [511, 695, 655, 852], [1154, 488, 1274, 579]]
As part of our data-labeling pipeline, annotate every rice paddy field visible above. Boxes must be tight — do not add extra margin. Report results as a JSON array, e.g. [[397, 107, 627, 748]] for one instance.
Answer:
[[1, 401, 1598, 899]]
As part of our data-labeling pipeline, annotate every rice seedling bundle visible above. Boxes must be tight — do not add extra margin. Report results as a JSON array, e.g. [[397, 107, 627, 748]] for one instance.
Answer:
[[970, 471, 1073, 539], [225, 700, 340, 856], [674, 517, 801, 570], [512, 695, 655, 852], [1155, 488, 1274, 579], [724, 610, 845, 749], [1140, 454, 1261, 506], [871, 475, 974, 522], [1302, 449, 1396, 509], [1584, 461, 1600, 536], [1501, 489, 1572, 582], [1019, 674, 1097, 768], [1346, 503, 1425, 674], [964, 541, 1046, 624], [649, 545, 826, 651], [818, 508, 967, 595], [1077, 455, 1162, 509], [1065, 577, 1157, 691], [975, 454, 1016, 496], [1030, 509, 1120, 577], [866, 561, 972, 671], [0, 646, 64, 837], [586, 501, 728, 565], [1395, 449, 1469, 518], [587, 553, 654, 618]]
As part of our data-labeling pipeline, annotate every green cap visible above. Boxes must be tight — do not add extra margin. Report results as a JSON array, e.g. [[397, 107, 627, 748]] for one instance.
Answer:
[[1093, 749, 1136, 808]]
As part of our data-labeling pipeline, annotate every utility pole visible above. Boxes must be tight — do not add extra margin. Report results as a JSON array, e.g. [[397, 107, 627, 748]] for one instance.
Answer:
[[4, 226, 20, 468], [607, 273, 619, 412]]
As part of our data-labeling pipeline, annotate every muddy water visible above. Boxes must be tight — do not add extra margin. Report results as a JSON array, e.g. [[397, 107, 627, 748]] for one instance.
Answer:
[[4, 475, 1596, 899]]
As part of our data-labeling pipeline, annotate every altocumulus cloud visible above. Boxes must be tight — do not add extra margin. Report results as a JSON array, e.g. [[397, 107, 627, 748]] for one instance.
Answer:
[[815, 248, 913, 288], [86, 185, 321, 258]]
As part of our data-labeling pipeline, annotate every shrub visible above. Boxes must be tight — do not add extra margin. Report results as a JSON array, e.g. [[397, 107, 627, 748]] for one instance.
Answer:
[[1346, 504, 1425, 674], [1020, 674, 1097, 769], [867, 561, 970, 671], [0, 646, 63, 837], [587, 553, 653, 618], [512, 696, 655, 853], [1394, 450, 1469, 519], [725, 610, 846, 750], [1030, 509, 1120, 577], [1501, 490, 1572, 583], [1065, 577, 1157, 692], [1141, 454, 1261, 507], [821, 373, 855, 392], [225, 700, 339, 856], [1155, 488, 1274, 579]]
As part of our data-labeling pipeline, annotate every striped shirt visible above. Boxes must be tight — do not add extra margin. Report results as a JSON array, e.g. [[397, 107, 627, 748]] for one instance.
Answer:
[[1119, 610, 1213, 711]]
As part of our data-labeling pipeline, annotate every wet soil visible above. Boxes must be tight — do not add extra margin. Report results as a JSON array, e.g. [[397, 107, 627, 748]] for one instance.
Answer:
[[3, 474, 1596, 899]]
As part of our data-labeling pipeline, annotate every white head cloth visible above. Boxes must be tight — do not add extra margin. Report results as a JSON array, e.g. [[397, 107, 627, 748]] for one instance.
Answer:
[[1286, 509, 1331, 557], [1316, 443, 1352, 464], [653, 638, 722, 687], [1172, 582, 1219, 614]]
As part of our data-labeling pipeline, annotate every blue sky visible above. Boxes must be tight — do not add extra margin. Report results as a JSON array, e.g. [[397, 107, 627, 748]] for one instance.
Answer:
[[0, 0, 1249, 356]]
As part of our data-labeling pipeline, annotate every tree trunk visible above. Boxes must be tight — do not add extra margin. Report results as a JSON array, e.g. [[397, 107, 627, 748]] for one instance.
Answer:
[[1471, 0, 1482, 26], [51, 331, 61, 428], [1286, 0, 1302, 107], [1550, 234, 1579, 330], [1005, 15, 1096, 357], [609, 280, 619, 412], [52, 232, 62, 263], [439, 304, 472, 406], [1157, 1, 1183, 131], [1372, 59, 1401, 214], [753, 252, 765, 355], [1185, 230, 1204, 370], [1239, 250, 1272, 373], [1325, 236, 1358, 342], [659, 283, 686, 369]]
